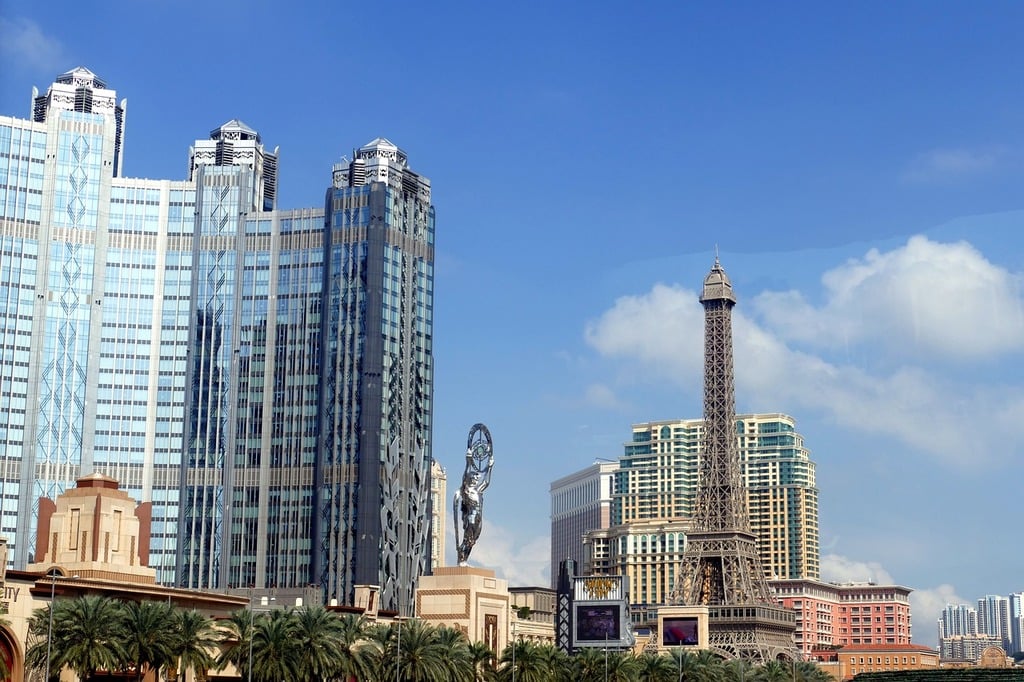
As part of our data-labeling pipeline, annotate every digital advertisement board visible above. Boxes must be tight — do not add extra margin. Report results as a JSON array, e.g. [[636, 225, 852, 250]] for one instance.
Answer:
[[575, 604, 622, 642], [662, 616, 699, 646]]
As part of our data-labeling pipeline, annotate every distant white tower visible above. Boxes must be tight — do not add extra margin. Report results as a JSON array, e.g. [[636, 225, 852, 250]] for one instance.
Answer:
[[430, 459, 447, 570]]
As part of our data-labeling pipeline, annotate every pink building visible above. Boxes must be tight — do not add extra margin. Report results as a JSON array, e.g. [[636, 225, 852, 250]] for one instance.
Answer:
[[772, 579, 913, 655]]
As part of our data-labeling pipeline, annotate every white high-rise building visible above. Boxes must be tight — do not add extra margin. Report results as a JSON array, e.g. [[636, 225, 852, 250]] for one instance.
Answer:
[[977, 594, 1011, 651], [430, 460, 447, 570], [938, 603, 978, 640], [549, 461, 617, 587], [1, 68, 436, 616], [1009, 592, 1023, 655]]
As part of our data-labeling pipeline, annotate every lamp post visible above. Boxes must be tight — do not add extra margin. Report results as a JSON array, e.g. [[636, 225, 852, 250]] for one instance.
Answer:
[[44, 570, 58, 682], [247, 588, 254, 682], [396, 618, 401, 682], [44, 570, 78, 682], [604, 632, 608, 682], [511, 621, 516, 682]]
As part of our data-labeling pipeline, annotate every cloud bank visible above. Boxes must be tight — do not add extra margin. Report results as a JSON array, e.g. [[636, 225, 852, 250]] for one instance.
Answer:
[[822, 553, 965, 647], [584, 236, 1024, 466]]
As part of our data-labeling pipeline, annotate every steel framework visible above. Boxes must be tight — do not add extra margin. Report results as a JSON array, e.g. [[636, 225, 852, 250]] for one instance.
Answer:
[[668, 258, 797, 662]]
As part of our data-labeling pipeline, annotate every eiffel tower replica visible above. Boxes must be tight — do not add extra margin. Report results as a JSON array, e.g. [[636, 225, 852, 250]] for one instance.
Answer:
[[668, 257, 797, 662]]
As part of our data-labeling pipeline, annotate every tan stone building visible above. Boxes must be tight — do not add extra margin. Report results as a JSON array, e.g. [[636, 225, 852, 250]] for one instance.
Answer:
[[0, 475, 248, 682], [811, 643, 939, 680]]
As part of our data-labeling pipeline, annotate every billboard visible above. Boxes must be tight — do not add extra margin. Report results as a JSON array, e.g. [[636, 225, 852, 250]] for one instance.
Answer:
[[575, 604, 622, 642], [662, 616, 699, 646], [656, 606, 709, 651], [568, 574, 634, 649]]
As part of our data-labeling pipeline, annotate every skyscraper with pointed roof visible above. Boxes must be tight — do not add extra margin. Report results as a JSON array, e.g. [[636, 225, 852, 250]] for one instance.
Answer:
[[668, 258, 797, 661], [0, 68, 435, 615]]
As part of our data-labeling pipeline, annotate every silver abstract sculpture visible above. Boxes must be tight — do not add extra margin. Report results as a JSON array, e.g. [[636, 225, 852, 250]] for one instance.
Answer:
[[453, 423, 494, 565]]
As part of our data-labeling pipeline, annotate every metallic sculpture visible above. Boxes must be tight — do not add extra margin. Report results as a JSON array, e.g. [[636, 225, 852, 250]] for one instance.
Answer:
[[453, 423, 494, 565]]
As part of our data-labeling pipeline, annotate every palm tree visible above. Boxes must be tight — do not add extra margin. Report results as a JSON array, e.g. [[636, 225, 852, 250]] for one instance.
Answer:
[[432, 626, 473, 682], [215, 609, 255, 681], [754, 660, 790, 682], [123, 600, 178, 682], [692, 650, 724, 682], [172, 609, 221, 682], [498, 639, 552, 682], [636, 652, 678, 682], [535, 644, 574, 682], [722, 658, 751, 682], [605, 651, 641, 682], [250, 609, 299, 682], [291, 605, 344, 682], [0, 616, 10, 682], [333, 613, 374, 682], [792, 660, 830, 682], [391, 619, 451, 682], [28, 595, 129, 682], [361, 621, 396, 681], [468, 640, 496, 682], [571, 647, 605, 682], [23, 608, 50, 675], [670, 649, 722, 682]]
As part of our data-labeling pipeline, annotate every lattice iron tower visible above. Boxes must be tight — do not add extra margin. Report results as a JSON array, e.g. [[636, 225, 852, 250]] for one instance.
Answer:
[[668, 257, 797, 662]]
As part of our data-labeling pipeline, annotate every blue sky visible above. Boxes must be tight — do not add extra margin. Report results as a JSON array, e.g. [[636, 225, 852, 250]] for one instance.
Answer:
[[3, 1, 1023, 645]]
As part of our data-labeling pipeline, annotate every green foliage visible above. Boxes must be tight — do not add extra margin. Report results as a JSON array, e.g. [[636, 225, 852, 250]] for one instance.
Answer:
[[123, 600, 178, 682], [27, 595, 129, 682], [172, 609, 221, 682], [21, 597, 849, 682]]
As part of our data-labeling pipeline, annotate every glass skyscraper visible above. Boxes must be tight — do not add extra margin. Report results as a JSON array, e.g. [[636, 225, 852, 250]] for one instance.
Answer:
[[0, 67, 434, 614]]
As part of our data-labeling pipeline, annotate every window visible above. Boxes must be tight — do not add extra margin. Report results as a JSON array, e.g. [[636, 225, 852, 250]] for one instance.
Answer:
[[112, 509, 122, 551], [69, 508, 81, 549]]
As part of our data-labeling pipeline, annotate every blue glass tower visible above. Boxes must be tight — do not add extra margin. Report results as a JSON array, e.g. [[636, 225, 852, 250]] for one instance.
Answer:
[[0, 69, 434, 614]]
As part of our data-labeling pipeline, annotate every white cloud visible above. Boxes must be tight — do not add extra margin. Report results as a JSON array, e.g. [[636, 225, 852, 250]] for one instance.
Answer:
[[752, 235, 1024, 360], [821, 553, 894, 584], [583, 283, 704, 382], [910, 584, 967, 647], [446, 520, 550, 587], [0, 17, 67, 74], [901, 148, 1000, 184], [584, 237, 1024, 465], [822, 554, 964, 647]]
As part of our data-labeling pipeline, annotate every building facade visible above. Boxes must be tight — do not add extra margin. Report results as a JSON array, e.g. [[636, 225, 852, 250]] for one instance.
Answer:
[[568, 413, 818, 624], [1010, 592, 1023, 655], [976, 595, 1011, 652], [549, 461, 617, 587], [618, 413, 819, 582], [814, 643, 939, 680], [430, 459, 446, 570], [938, 596, 1020, 659], [773, 579, 913, 655], [939, 603, 979, 639], [0, 67, 435, 614]]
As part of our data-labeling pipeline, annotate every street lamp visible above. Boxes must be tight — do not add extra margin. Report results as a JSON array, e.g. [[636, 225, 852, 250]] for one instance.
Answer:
[[248, 588, 255, 682], [396, 617, 402, 682], [44, 570, 78, 682], [604, 632, 608, 682], [511, 621, 516, 682]]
